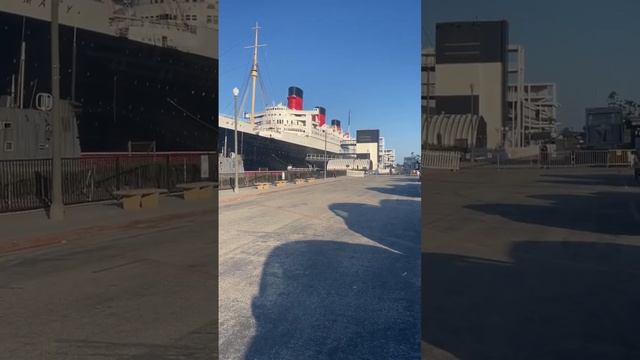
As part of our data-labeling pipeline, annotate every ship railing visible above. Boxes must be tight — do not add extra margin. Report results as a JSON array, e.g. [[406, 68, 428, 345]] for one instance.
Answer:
[[0, 152, 217, 213], [305, 154, 341, 161], [110, 16, 198, 34]]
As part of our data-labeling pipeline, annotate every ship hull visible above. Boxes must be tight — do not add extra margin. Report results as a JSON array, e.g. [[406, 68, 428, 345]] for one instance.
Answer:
[[218, 128, 340, 171], [0, 11, 217, 152]]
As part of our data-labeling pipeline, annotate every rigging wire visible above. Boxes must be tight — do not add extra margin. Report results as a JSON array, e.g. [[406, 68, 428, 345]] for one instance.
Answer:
[[261, 47, 277, 104], [257, 64, 269, 107]]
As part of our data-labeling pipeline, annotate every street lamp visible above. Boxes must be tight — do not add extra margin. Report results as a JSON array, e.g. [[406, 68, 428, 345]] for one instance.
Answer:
[[233, 87, 240, 193], [50, 0, 64, 220]]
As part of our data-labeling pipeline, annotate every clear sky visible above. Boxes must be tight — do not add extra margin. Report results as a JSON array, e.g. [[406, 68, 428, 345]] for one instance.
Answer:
[[219, 0, 421, 161], [423, 0, 640, 130]]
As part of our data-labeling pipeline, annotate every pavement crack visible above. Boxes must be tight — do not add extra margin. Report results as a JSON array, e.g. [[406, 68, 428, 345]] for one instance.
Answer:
[[92, 259, 147, 273]]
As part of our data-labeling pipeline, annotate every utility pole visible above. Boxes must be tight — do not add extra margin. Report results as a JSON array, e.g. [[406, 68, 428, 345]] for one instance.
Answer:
[[50, 0, 64, 220], [233, 87, 240, 193]]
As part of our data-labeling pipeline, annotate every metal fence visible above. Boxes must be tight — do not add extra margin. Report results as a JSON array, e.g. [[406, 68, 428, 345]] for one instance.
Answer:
[[421, 150, 461, 171], [218, 170, 346, 190], [466, 149, 635, 169], [0, 153, 217, 213]]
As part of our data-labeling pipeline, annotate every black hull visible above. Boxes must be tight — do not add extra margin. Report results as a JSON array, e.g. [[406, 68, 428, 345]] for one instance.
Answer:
[[0, 12, 217, 152], [218, 129, 339, 171]]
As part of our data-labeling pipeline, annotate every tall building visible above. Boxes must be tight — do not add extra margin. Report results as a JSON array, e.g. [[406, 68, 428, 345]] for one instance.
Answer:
[[356, 129, 380, 171], [434, 21, 509, 149]]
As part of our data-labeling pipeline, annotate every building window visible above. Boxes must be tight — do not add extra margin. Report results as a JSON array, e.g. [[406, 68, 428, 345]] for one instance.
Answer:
[[192, 14, 198, 21], [4, 141, 14, 152], [2, 122, 12, 129], [185, 14, 191, 21], [207, 15, 212, 23]]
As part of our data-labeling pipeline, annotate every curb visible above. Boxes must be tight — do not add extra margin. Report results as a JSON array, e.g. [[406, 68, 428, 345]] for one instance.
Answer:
[[219, 178, 344, 205]]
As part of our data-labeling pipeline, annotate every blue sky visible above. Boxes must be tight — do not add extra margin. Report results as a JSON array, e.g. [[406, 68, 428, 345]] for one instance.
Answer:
[[423, 0, 640, 130], [219, 0, 421, 161]]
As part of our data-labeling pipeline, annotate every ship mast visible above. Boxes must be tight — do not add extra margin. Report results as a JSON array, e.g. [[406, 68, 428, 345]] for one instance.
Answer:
[[247, 22, 264, 125]]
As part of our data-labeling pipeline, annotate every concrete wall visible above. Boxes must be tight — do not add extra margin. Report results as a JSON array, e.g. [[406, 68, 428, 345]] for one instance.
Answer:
[[435, 63, 504, 148], [356, 142, 378, 170]]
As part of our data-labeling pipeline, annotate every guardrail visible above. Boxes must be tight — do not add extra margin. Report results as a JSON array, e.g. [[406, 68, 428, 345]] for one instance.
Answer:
[[421, 150, 461, 171], [0, 153, 217, 213]]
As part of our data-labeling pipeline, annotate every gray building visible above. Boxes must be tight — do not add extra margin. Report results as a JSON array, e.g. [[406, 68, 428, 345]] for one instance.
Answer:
[[585, 107, 625, 149]]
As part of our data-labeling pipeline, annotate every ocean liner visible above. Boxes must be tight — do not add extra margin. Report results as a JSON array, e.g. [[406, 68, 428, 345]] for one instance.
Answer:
[[0, 0, 218, 152], [218, 25, 355, 171]]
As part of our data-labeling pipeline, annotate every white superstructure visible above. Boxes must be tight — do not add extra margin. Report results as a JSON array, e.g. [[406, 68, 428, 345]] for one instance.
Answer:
[[1, 0, 218, 59], [219, 104, 352, 154]]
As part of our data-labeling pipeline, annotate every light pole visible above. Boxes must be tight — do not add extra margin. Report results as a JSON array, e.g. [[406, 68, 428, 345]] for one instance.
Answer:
[[50, 0, 64, 220], [324, 129, 327, 180], [233, 87, 240, 193]]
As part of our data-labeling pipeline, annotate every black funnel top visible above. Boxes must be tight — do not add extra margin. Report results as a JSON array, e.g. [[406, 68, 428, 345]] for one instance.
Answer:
[[288, 86, 303, 98]]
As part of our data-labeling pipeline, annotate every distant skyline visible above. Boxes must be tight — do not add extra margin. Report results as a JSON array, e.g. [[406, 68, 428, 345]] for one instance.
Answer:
[[423, 0, 640, 130], [219, 0, 420, 161]]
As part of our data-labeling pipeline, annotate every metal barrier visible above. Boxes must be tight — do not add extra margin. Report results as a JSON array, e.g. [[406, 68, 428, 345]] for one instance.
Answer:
[[218, 170, 347, 190], [540, 150, 634, 168], [0, 153, 217, 213], [346, 170, 366, 177], [466, 149, 635, 169], [421, 150, 461, 171]]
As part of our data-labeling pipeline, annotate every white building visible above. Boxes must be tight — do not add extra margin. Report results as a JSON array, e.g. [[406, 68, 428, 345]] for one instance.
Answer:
[[507, 44, 559, 146]]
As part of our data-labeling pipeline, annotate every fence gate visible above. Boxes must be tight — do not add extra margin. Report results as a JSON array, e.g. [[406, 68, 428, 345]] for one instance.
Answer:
[[421, 150, 461, 171]]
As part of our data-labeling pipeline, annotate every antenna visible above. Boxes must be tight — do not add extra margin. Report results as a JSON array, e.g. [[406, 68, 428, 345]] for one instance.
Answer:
[[245, 22, 266, 125]]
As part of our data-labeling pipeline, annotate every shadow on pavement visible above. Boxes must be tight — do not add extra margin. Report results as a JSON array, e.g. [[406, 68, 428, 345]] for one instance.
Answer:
[[367, 182, 421, 199], [538, 173, 635, 187], [466, 191, 640, 235], [245, 199, 420, 359], [422, 240, 640, 360]]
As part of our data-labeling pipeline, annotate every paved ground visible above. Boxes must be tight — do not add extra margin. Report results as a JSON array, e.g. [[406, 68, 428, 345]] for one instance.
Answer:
[[421, 167, 640, 360], [219, 176, 421, 359], [0, 196, 217, 359]]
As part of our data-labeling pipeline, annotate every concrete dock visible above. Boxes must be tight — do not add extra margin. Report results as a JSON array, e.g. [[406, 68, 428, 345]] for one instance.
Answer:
[[422, 167, 640, 360], [0, 196, 217, 359], [219, 176, 421, 359]]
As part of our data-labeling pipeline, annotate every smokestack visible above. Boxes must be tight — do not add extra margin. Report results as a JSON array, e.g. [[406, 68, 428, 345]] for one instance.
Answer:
[[331, 119, 341, 132], [287, 86, 303, 110], [315, 106, 326, 127]]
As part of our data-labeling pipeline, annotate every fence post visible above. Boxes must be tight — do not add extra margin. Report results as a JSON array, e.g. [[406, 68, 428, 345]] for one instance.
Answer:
[[183, 158, 187, 183], [115, 157, 121, 191], [165, 155, 170, 190]]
